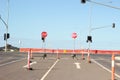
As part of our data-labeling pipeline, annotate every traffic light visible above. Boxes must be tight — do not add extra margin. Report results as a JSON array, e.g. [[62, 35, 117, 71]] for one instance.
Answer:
[[86, 36, 92, 43], [112, 23, 115, 28], [41, 37, 45, 42], [4, 33, 10, 40], [81, 0, 86, 4]]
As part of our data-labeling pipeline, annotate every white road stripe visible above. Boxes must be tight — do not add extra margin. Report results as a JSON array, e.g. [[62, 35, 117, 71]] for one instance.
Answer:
[[115, 56, 120, 60], [116, 63, 120, 66], [40, 59, 59, 80], [23, 61, 37, 68], [74, 62, 81, 69], [91, 59, 120, 79], [0, 58, 25, 67]]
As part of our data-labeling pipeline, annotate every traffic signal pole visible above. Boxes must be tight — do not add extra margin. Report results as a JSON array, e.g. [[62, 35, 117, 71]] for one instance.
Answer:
[[0, 16, 8, 52], [5, 29, 8, 52], [82, 0, 116, 63], [87, 0, 120, 10], [6, 0, 9, 52], [81, 0, 120, 10], [0, 0, 9, 52], [87, 3, 92, 63]]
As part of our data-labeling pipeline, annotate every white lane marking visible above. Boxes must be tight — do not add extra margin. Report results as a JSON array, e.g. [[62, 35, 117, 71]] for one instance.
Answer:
[[40, 59, 59, 80], [48, 58, 69, 60], [0, 58, 25, 67], [116, 63, 120, 66], [74, 62, 81, 69], [115, 56, 120, 60], [91, 59, 120, 79], [23, 61, 37, 68]]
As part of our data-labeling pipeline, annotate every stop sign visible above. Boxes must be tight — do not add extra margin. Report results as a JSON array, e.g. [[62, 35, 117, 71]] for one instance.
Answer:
[[41, 31, 47, 38], [72, 32, 77, 39]]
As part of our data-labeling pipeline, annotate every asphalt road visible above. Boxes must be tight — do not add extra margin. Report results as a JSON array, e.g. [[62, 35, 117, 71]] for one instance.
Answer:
[[0, 52, 26, 66], [0, 52, 120, 80], [91, 54, 120, 79]]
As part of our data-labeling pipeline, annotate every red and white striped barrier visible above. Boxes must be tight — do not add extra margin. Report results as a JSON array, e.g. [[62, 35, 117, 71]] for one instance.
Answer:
[[111, 53, 115, 80], [20, 48, 120, 54], [27, 49, 33, 70], [87, 50, 91, 63]]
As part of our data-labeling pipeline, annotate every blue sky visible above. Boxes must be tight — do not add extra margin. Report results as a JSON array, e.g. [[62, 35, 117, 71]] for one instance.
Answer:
[[0, 0, 120, 50]]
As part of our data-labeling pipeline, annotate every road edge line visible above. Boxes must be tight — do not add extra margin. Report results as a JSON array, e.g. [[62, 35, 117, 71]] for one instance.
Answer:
[[0, 58, 26, 67], [91, 59, 120, 79]]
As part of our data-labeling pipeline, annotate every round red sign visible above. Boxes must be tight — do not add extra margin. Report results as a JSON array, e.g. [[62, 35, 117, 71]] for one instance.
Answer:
[[72, 32, 77, 39], [41, 31, 47, 38]]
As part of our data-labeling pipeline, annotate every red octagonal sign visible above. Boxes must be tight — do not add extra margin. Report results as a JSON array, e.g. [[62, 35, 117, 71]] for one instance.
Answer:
[[72, 32, 77, 39], [41, 31, 47, 38]]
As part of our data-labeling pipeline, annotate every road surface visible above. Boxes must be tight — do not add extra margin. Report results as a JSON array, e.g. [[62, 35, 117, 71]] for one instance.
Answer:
[[0, 52, 120, 80]]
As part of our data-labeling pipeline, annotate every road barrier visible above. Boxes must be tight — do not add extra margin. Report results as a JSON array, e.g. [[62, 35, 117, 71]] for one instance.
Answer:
[[19, 48, 120, 54], [111, 53, 115, 80], [27, 49, 33, 70], [21, 48, 120, 79], [87, 52, 91, 63]]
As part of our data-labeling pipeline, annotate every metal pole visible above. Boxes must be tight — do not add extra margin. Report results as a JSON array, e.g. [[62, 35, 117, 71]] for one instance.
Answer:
[[44, 41, 46, 53], [87, 0, 120, 11], [5, 35, 7, 52], [87, 3, 92, 63], [74, 38, 75, 53], [5, 0, 9, 52], [0, 15, 8, 52]]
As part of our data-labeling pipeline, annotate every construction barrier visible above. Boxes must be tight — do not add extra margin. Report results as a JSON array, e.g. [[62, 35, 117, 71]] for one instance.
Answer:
[[27, 49, 33, 70], [111, 53, 115, 80], [19, 48, 120, 54]]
